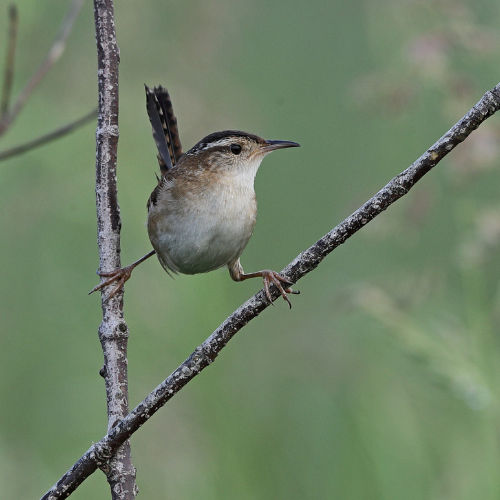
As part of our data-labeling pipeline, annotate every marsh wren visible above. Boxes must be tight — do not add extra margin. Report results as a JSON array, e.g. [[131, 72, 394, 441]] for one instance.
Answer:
[[90, 86, 300, 306]]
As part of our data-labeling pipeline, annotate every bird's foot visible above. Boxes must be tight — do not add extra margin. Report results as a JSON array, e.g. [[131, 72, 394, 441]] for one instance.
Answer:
[[260, 270, 299, 309], [88, 265, 135, 299], [88, 251, 155, 299]]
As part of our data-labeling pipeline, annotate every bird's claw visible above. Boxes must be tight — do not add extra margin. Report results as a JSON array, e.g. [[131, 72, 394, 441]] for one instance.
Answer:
[[88, 266, 134, 299], [261, 270, 299, 309]]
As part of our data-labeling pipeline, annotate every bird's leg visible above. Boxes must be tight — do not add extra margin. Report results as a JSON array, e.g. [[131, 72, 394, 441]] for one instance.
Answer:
[[89, 250, 156, 299], [228, 259, 299, 308]]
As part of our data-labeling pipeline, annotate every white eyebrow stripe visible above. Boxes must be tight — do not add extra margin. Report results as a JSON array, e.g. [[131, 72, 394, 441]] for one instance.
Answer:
[[200, 138, 235, 149], [186, 134, 254, 156]]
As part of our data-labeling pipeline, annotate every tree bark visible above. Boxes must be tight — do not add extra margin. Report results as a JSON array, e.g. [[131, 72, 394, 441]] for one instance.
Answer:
[[93, 0, 137, 498]]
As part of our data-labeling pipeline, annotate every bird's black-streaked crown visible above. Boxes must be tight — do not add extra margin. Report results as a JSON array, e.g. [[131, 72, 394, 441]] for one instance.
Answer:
[[186, 130, 265, 156]]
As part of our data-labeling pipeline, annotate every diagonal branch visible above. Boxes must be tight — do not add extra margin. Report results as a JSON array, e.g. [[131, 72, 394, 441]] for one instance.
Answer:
[[0, 0, 84, 136], [40, 82, 500, 500], [1, 4, 18, 116], [0, 108, 96, 161]]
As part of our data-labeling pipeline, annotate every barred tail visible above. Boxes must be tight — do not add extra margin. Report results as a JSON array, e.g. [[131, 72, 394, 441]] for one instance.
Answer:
[[145, 85, 183, 173]]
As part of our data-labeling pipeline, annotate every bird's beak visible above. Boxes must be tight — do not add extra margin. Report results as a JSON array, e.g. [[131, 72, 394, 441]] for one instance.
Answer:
[[261, 139, 300, 153]]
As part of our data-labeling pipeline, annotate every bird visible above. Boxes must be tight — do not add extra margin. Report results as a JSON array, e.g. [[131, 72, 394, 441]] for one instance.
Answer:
[[90, 85, 300, 307]]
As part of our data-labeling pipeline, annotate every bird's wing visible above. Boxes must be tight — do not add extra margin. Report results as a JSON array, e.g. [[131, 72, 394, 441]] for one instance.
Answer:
[[145, 85, 183, 174]]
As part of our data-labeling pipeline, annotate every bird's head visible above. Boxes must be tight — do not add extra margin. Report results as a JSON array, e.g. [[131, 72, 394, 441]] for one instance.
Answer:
[[185, 130, 299, 179]]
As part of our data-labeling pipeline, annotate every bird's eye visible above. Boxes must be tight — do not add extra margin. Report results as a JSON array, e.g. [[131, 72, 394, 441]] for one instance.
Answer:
[[230, 143, 242, 155]]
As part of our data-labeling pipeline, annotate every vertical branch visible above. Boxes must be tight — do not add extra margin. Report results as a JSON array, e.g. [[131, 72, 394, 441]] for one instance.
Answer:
[[93, 1, 137, 499], [1, 4, 18, 116]]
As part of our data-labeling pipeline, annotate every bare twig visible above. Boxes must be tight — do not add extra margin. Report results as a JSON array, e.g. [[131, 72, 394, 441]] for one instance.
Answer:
[[0, 108, 96, 161], [1, 4, 18, 116], [40, 83, 500, 500], [93, 0, 136, 499], [0, 0, 84, 136]]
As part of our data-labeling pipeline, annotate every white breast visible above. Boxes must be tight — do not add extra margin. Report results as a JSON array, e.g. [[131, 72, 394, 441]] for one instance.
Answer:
[[149, 159, 261, 275]]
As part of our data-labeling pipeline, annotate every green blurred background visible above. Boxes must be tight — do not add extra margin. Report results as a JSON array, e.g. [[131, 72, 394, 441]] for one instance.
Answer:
[[1, 0, 500, 498]]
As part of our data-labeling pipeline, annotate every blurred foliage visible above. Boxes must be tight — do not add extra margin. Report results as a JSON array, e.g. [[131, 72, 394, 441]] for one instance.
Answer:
[[1, 0, 500, 498]]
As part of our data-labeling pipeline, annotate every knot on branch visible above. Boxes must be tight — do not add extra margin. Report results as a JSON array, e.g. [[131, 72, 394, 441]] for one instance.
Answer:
[[91, 441, 113, 469], [98, 321, 129, 341], [485, 87, 500, 111]]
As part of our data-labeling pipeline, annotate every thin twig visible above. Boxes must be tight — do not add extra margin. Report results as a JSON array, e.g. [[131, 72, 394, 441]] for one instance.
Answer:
[[40, 82, 500, 500], [0, 108, 96, 161], [0, 0, 85, 136], [0, 4, 18, 116], [93, 0, 137, 499]]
